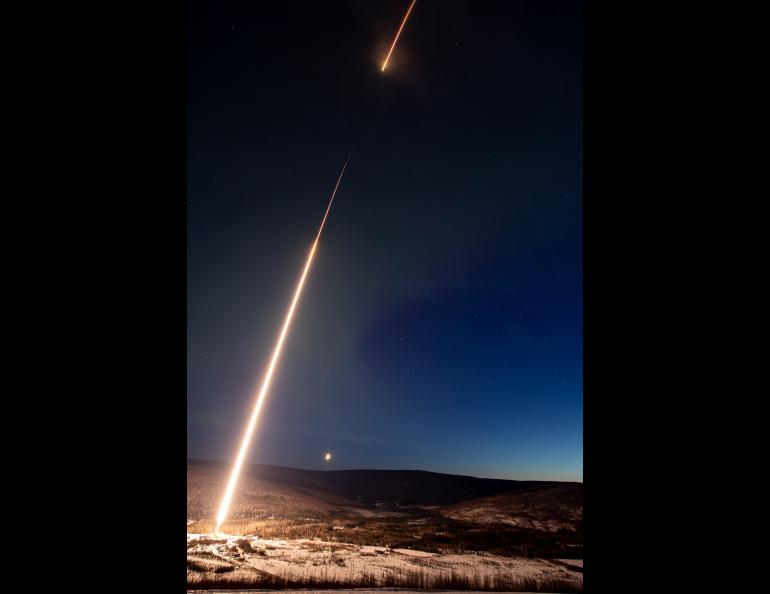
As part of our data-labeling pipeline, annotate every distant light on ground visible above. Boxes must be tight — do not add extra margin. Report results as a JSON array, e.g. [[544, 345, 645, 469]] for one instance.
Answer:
[[324, 452, 332, 462]]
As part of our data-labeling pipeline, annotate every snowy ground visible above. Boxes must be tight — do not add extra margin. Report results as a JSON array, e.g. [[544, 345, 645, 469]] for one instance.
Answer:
[[187, 533, 582, 591]]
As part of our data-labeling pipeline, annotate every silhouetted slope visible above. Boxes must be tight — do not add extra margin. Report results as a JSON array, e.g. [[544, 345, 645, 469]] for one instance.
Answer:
[[188, 459, 564, 506]]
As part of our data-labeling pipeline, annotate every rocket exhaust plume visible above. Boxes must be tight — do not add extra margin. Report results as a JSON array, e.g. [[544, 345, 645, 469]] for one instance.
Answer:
[[381, 0, 418, 72], [214, 151, 352, 535]]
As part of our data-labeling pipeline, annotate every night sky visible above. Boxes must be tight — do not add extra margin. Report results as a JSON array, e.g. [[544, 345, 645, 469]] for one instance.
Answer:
[[187, 0, 582, 482]]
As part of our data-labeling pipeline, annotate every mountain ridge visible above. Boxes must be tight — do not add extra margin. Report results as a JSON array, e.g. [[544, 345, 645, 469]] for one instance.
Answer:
[[188, 458, 579, 507]]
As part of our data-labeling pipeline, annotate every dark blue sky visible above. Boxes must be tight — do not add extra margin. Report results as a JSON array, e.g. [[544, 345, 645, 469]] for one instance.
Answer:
[[187, 0, 582, 481]]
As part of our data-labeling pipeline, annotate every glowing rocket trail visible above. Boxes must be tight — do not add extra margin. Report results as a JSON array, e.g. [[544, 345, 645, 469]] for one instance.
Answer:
[[381, 0, 418, 71], [214, 151, 352, 535]]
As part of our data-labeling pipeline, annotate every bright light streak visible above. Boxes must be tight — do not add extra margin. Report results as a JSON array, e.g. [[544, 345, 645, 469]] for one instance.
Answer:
[[214, 151, 352, 535], [381, 0, 418, 72]]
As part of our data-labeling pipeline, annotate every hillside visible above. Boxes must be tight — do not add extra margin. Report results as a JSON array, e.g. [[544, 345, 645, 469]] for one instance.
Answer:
[[438, 483, 583, 531], [188, 458, 561, 507], [187, 460, 583, 591], [188, 462, 369, 523]]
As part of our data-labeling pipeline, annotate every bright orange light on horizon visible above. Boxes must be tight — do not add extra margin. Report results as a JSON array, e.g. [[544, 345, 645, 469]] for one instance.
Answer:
[[381, 0, 418, 72], [214, 152, 352, 535]]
